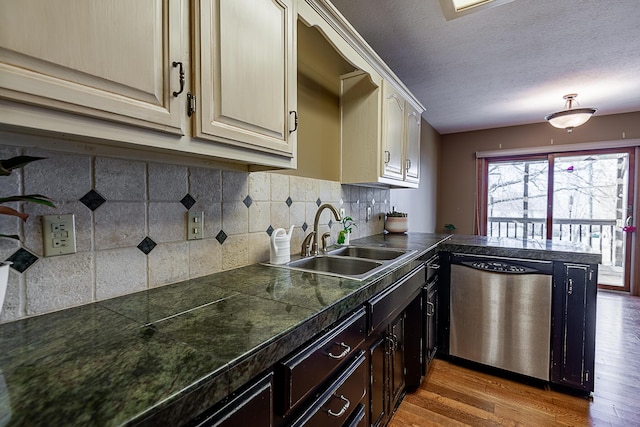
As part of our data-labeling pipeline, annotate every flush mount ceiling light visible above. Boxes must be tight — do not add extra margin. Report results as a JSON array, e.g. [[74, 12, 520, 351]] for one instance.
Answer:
[[545, 94, 597, 133], [440, 0, 516, 20]]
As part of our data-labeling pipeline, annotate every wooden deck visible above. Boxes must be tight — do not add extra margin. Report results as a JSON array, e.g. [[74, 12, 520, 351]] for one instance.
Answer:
[[390, 290, 640, 426]]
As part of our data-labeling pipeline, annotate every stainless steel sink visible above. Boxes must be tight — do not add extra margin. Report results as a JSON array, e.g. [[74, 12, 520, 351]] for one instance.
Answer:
[[327, 246, 407, 261], [288, 255, 382, 276], [265, 245, 416, 280]]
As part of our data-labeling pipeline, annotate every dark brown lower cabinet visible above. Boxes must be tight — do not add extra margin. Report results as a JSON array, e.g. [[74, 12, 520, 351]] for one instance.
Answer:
[[289, 351, 367, 426], [367, 265, 425, 427], [192, 372, 273, 427], [277, 308, 366, 417], [551, 262, 597, 393], [370, 312, 409, 427]]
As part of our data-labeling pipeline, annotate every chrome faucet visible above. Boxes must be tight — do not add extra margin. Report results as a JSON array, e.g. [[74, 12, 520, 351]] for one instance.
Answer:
[[311, 204, 342, 255]]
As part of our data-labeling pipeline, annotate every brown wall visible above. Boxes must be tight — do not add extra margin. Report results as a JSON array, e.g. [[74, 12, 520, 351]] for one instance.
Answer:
[[437, 111, 640, 235]]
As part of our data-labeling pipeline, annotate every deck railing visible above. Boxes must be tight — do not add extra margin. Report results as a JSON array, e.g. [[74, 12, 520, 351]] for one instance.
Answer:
[[487, 217, 622, 266]]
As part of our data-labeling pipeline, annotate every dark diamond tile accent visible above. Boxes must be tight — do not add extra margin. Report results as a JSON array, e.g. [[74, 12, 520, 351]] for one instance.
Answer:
[[328, 220, 333, 229], [216, 230, 228, 244], [6, 248, 38, 273], [302, 222, 308, 232], [80, 189, 106, 211], [285, 196, 293, 207], [243, 195, 253, 208], [316, 198, 322, 207], [266, 225, 274, 236], [180, 194, 196, 210], [137, 237, 157, 255]]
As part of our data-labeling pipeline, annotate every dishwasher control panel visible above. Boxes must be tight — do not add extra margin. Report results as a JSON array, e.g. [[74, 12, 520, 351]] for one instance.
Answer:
[[452, 253, 553, 275], [463, 261, 534, 273]]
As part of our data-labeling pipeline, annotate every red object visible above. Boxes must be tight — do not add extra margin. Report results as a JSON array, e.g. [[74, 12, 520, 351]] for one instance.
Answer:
[[622, 225, 636, 233]]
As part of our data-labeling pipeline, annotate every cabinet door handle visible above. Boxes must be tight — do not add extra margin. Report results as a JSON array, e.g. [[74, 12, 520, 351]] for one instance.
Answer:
[[384, 335, 394, 355], [426, 301, 435, 316], [386, 333, 398, 353], [289, 110, 298, 133], [384, 150, 391, 165], [327, 394, 350, 417], [405, 159, 411, 171], [171, 61, 185, 97], [327, 342, 351, 359], [567, 278, 573, 295]]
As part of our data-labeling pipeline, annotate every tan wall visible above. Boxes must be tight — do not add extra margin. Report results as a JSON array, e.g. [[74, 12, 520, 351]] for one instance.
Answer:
[[390, 118, 440, 232], [437, 111, 640, 235]]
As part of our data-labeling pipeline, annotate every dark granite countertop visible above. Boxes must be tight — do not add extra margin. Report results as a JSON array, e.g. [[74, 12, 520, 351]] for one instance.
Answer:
[[0, 233, 600, 426], [441, 235, 602, 264]]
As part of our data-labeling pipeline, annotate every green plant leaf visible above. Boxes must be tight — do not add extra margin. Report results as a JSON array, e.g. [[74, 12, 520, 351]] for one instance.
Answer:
[[0, 194, 56, 208], [0, 156, 47, 176], [0, 233, 20, 240]]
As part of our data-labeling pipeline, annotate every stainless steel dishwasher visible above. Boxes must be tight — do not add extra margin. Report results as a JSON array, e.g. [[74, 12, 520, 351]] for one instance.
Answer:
[[449, 253, 553, 381]]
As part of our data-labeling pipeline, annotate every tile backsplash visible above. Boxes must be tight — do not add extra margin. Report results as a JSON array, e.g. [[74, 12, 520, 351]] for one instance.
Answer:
[[0, 145, 389, 323]]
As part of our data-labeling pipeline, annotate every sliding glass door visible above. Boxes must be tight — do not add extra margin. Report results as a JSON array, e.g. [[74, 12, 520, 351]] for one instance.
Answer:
[[483, 148, 635, 291], [486, 158, 548, 239]]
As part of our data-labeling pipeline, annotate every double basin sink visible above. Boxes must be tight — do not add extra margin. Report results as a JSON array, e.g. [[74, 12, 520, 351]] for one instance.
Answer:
[[268, 245, 417, 280]]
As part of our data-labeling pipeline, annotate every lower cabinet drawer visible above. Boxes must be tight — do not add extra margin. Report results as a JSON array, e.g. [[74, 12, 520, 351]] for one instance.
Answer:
[[278, 308, 366, 415], [368, 266, 425, 333], [192, 372, 273, 427], [290, 351, 367, 427]]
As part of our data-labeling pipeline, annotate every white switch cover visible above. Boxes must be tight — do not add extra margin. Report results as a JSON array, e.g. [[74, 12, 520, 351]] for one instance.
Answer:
[[187, 211, 204, 240], [42, 214, 77, 257]]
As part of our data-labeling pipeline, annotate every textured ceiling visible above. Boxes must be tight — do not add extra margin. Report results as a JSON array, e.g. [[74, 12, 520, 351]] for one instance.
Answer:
[[329, 0, 640, 134]]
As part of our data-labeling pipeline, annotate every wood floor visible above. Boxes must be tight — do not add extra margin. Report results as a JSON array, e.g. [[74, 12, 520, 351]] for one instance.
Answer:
[[390, 291, 640, 426]]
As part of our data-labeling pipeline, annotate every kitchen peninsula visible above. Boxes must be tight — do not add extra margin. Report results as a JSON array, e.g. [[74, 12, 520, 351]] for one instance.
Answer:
[[0, 233, 600, 426]]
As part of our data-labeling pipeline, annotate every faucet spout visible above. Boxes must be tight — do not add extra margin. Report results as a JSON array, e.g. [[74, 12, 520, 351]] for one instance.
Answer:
[[312, 204, 342, 255]]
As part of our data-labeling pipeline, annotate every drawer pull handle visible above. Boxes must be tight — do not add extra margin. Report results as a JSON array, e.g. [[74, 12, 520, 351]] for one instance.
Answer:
[[327, 394, 350, 417], [327, 342, 351, 359]]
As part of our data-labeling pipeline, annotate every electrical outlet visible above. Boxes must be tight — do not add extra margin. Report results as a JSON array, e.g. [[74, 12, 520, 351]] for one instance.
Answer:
[[366, 206, 372, 222], [187, 211, 204, 240], [339, 207, 346, 218], [42, 214, 77, 257]]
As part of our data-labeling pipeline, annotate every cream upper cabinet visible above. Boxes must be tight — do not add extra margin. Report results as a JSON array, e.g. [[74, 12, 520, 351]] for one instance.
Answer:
[[340, 73, 422, 189], [193, 0, 297, 157], [381, 81, 406, 181], [404, 100, 421, 184], [0, 0, 184, 134]]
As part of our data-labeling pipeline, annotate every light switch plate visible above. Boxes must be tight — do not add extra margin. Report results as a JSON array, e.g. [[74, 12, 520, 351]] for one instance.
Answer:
[[187, 211, 204, 240], [42, 214, 77, 257]]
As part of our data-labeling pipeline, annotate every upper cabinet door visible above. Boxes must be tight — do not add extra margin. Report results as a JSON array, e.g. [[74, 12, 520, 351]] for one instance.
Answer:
[[381, 81, 405, 181], [194, 0, 296, 157], [404, 101, 421, 184], [0, 0, 184, 134]]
